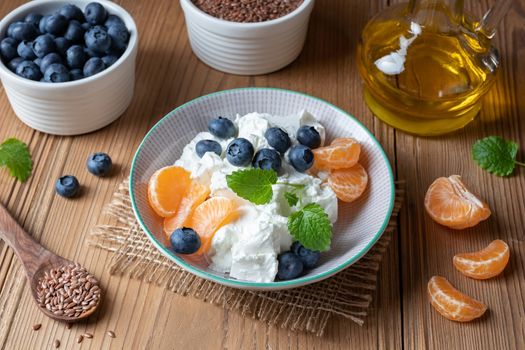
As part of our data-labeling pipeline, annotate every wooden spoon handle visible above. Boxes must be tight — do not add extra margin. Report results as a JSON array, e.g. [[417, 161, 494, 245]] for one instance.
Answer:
[[0, 204, 50, 278]]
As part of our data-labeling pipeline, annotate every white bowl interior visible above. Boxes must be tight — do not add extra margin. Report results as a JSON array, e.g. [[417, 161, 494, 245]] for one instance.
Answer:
[[130, 88, 395, 290]]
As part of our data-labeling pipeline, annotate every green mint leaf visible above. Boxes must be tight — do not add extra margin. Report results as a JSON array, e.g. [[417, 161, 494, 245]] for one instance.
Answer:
[[226, 168, 277, 205], [472, 136, 519, 176], [284, 191, 299, 207], [288, 203, 332, 252], [0, 138, 32, 182]]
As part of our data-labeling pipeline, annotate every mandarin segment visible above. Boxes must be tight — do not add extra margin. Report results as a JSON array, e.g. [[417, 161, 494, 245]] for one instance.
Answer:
[[427, 276, 487, 322], [148, 166, 192, 217], [312, 137, 361, 170], [453, 240, 510, 280], [327, 163, 368, 202], [424, 175, 491, 229]]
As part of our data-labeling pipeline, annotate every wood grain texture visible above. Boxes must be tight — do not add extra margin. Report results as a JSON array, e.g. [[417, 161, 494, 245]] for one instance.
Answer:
[[0, 0, 522, 349]]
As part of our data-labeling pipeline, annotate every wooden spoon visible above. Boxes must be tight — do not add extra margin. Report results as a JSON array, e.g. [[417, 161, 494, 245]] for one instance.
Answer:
[[0, 203, 102, 322]]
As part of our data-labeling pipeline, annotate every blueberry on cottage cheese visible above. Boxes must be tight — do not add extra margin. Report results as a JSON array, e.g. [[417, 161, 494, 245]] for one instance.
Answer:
[[264, 127, 291, 154], [85, 2, 108, 25], [7, 57, 24, 72], [54, 37, 71, 56], [64, 20, 85, 43], [252, 148, 282, 172], [170, 228, 201, 254], [15, 60, 42, 80], [195, 140, 222, 158], [1, 37, 19, 61], [69, 68, 84, 81], [277, 252, 304, 280], [9, 22, 38, 41], [66, 45, 87, 69], [226, 138, 254, 166], [296, 125, 321, 149], [83, 57, 105, 77], [101, 54, 118, 67], [58, 4, 85, 22], [107, 24, 129, 52], [44, 63, 70, 83], [208, 117, 236, 139], [104, 14, 125, 28], [40, 52, 62, 74], [44, 14, 68, 36], [55, 175, 80, 198], [288, 145, 314, 172], [85, 26, 111, 53], [86, 152, 112, 176], [32, 34, 56, 58], [24, 13, 43, 29], [291, 242, 320, 269]]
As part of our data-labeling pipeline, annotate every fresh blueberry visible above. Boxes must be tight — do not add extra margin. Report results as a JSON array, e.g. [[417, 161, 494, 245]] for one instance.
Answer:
[[104, 14, 125, 28], [9, 22, 38, 41], [32, 34, 56, 58], [24, 13, 43, 29], [66, 45, 86, 69], [264, 127, 291, 154], [44, 14, 68, 36], [84, 47, 104, 58], [38, 15, 50, 34], [40, 53, 62, 74], [64, 20, 85, 43], [85, 2, 108, 25], [252, 148, 282, 172], [0, 37, 19, 61], [83, 57, 105, 77], [55, 175, 80, 198], [170, 228, 201, 254], [17, 40, 36, 60], [15, 60, 42, 80], [288, 145, 314, 172], [58, 4, 85, 22], [226, 138, 254, 166], [81, 22, 91, 31], [7, 57, 24, 72], [297, 125, 321, 149], [7, 22, 21, 37], [54, 37, 71, 56], [208, 117, 236, 139], [107, 24, 129, 51], [33, 57, 42, 67], [277, 252, 304, 280], [291, 242, 321, 269], [195, 139, 222, 158], [86, 152, 112, 176], [44, 63, 70, 83], [85, 26, 111, 53], [69, 68, 84, 81], [101, 54, 118, 67]]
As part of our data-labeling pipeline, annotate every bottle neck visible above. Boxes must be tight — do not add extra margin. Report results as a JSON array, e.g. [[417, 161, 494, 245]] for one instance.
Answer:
[[408, 0, 464, 26]]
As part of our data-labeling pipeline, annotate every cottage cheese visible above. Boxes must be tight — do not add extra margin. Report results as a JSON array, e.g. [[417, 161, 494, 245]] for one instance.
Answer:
[[174, 111, 338, 282]]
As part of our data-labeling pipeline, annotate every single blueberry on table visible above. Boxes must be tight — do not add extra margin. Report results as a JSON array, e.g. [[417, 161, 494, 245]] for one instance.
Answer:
[[208, 117, 236, 139], [64, 20, 85, 43], [32, 34, 56, 58], [297, 125, 321, 149], [10, 22, 38, 41], [44, 14, 68, 36], [288, 145, 314, 172], [17, 40, 36, 60], [7, 57, 24, 72], [107, 24, 129, 51], [264, 127, 291, 154], [55, 175, 80, 198], [40, 53, 62, 74], [44, 63, 70, 83], [54, 37, 71, 56], [226, 138, 254, 167], [277, 252, 304, 280], [105, 14, 125, 28], [58, 4, 85, 22], [15, 60, 42, 80], [101, 54, 118, 67], [24, 13, 43, 29], [86, 152, 112, 176], [0, 37, 19, 61], [252, 148, 282, 172], [83, 57, 105, 77], [85, 2, 108, 25], [170, 228, 201, 254], [85, 26, 111, 53], [291, 242, 321, 269], [66, 45, 87, 69], [195, 139, 222, 158], [69, 68, 84, 81], [38, 15, 50, 34]]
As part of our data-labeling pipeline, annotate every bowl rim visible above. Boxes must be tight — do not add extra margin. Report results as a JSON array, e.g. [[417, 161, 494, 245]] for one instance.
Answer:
[[179, 0, 314, 29], [0, 0, 138, 89], [129, 87, 395, 289]]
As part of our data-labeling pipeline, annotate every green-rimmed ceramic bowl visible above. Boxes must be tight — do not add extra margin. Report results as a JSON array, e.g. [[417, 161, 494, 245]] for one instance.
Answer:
[[130, 88, 395, 291]]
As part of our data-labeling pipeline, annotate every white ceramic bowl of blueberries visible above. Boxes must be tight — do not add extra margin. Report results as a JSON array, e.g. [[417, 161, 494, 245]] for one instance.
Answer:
[[0, 0, 138, 135]]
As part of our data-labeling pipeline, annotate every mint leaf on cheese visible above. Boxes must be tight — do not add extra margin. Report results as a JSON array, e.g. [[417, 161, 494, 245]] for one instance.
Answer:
[[288, 203, 332, 252]]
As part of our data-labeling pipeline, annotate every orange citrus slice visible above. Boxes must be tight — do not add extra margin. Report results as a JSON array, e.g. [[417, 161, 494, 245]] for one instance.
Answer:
[[327, 163, 368, 202], [148, 166, 192, 217], [188, 197, 239, 256], [453, 240, 510, 280], [163, 181, 210, 238], [424, 175, 491, 229], [428, 276, 487, 322], [312, 137, 361, 170]]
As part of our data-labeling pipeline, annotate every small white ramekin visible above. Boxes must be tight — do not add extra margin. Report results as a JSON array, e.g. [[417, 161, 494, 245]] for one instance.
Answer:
[[180, 0, 315, 75], [0, 0, 138, 136]]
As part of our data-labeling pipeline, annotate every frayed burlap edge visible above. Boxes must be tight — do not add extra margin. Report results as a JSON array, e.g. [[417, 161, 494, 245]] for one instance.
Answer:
[[88, 179, 403, 336]]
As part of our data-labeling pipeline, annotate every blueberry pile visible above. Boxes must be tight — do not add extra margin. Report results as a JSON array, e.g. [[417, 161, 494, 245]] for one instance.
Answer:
[[277, 242, 321, 280], [0, 2, 130, 82]]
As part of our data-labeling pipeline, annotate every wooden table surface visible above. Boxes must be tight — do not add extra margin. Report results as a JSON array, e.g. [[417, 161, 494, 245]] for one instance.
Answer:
[[0, 0, 524, 349]]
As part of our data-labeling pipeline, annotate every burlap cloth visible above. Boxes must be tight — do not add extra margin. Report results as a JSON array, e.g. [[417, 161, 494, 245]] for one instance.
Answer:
[[89, 179, 403, 336]]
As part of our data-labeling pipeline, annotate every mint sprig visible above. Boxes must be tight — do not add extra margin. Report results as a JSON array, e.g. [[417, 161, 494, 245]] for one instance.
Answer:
[[0, 138, 32, 182], [472, 136, 523, 176], [284, 191, 299, 207], [288, 203, 332, 252], [226, 168, 277, 205]]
